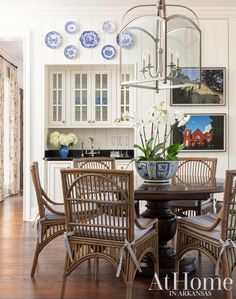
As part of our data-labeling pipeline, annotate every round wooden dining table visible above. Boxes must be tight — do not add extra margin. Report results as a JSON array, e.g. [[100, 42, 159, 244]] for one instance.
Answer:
[[134, 178, 224, 275]]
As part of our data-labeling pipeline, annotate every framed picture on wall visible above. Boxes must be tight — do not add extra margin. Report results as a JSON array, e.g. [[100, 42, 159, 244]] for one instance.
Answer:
[[172, 114, 226, 151], [170, 67, 226, 106]]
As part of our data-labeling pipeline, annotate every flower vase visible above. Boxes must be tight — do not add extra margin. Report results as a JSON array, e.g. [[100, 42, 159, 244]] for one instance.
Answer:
[[135, 160, 179, 183], [59, 146, 69, 158]]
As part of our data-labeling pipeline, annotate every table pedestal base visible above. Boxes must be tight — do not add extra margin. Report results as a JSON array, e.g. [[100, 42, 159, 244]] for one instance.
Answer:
[[140, 201, 197, 276]]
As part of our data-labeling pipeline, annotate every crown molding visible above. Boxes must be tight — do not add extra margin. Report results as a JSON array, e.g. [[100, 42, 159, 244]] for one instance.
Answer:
[[0, 5, 236, 18]]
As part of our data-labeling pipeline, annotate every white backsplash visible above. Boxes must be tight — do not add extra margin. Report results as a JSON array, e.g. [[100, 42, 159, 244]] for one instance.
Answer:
[[47, 128, 134, 151]]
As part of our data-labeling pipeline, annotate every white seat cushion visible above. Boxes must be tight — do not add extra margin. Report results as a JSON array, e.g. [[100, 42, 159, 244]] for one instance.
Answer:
[[179, 213, 221, 240], [75, 214, 154, 241], [45, 204, 65, 220], [171, 198, 212, 208]]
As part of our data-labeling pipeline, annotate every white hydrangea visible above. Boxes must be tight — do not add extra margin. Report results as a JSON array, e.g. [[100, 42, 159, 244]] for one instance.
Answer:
[[67, 133, 78, 146], [49, 131, 60, 148], [49, 132, 78, 148]]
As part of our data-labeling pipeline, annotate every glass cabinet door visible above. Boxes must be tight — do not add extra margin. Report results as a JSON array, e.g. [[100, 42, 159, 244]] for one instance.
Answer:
[[120, 74, 130, 115], [93, 71, 111, 124], [117, 73, 133, 126], [71, 71, 89, 124], [48, 70, 66, 126]]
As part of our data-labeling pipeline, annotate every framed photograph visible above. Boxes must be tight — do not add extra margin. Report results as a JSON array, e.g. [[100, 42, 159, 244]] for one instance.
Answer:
[[171, 67, 226, 106], [172, 114, 226, 151]]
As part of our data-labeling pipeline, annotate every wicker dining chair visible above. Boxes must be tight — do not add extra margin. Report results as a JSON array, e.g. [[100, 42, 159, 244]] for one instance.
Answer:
[[175, 170, 236, 299], [171, 157, 217, 217], [30, 161, 66, 277], [73, 156, 116, 169], [73, 156, 116, 275], [60, 168, 158, 299]]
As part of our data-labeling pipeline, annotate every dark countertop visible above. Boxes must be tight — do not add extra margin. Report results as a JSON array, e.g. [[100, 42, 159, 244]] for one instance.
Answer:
[[44, 149, 134, 161]]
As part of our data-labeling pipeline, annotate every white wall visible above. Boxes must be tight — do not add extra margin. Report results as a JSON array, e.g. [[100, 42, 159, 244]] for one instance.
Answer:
[[47, 128, 134, 150], [0, 5, 235, 220]]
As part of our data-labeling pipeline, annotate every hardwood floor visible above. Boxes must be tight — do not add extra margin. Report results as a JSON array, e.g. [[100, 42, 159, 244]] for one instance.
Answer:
[[0, 195, 235, 299]]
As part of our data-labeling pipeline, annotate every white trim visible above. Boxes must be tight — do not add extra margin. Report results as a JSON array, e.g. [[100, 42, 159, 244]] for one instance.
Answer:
[[23, 31, 31, 221], [0, 6, 236, 18]]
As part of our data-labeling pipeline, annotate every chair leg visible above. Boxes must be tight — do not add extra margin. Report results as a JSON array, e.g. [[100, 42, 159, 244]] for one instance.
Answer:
[[134, 200, 140, 216], [175, 259, 180, 280], [60, 275, 67, 299], [221, 253, 233, 299], [126, 282, 133, 299], [31, 239, 40, 277], [94, 258, 99, 281]]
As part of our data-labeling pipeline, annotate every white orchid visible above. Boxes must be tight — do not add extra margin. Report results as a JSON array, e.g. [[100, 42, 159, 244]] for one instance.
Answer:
[[115, 101, 190, 161], [114, 111, 130, 123], [177, 115, 190, 127], [136, 121, 145, 134]]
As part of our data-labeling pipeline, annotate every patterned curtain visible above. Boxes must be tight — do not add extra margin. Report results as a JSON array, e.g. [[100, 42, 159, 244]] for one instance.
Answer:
[[9, 66, 20, 195], [0, 58, 4, 201]]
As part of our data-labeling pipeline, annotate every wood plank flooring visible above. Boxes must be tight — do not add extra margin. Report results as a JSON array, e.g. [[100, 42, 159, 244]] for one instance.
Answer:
[[0, 195, 235, 299]]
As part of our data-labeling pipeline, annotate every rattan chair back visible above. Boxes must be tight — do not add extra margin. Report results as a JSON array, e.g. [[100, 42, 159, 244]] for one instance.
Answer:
[[173, 157, 217, 185], [61, 168, 134, 241], [73, 157, 115, 170], [31, 161, 60, 218]]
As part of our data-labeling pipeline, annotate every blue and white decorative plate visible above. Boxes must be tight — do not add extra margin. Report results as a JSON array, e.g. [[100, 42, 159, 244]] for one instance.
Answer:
[[65, 21, 78, 34], [102, 20, 116, 34], [79, 31, 100, 48], [64, 45, 79, 59], [45, 31, 62, 49], [101, 45, 116, 60], [116, 31, 135, 49]]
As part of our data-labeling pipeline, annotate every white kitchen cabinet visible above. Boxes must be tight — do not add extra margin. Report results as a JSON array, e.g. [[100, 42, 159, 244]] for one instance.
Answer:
[[48, 67, 114, 128], [116, 160, 141, 195], [48, 70, 66, 127], [115, 72, 135, 127], [46, 160, 73, 203], [115, 159, 133, 170], [47, 66, 135, 128], [71, 69, 112, 126]]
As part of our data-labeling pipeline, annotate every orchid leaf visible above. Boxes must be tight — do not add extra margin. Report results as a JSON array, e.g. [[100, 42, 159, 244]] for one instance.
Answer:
[[151, 142, 165, 157], [166, 143, 184, 160], [134, 144, 146, 155]]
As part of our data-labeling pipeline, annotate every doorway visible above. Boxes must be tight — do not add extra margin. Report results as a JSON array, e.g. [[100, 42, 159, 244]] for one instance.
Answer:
[[20, 88, 23, 192], [0, 41, 23, 197]]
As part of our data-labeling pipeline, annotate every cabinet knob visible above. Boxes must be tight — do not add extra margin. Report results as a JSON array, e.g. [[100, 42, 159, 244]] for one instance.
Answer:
[[62, 120, 65, 123], [88, 120, 91, 123], [92, 120, 95, 123]]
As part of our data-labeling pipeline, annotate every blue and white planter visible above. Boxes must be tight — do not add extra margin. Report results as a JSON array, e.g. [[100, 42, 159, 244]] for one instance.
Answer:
[[135, 160, 179, 183], [59, 146, 69, 158]]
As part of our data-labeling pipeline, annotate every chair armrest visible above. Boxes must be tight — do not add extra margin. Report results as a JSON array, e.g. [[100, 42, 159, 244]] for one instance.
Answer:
[[135, 218, 158, 230], [180, 216, 221, 231], [42, 189, 64, 206]]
